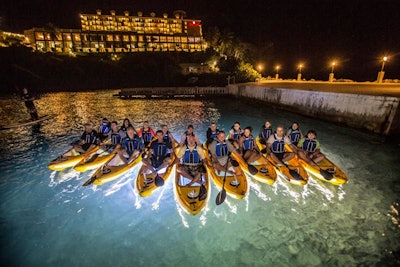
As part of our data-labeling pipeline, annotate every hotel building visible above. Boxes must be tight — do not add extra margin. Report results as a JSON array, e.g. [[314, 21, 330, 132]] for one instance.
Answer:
[[24, 10, 207, 53]]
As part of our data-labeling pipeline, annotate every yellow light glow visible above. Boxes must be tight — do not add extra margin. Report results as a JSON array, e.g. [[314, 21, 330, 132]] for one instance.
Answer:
[[383, 56, 388, 62]]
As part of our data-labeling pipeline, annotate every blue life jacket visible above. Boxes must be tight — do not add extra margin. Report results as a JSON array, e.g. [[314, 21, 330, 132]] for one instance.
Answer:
[[183, 144, 201, 164], [142, 130, 153, 144], [231, 128, 242, 140], [261, 128, 273, 140], [110, 130, 122, 145], [83, 132, 97, 144], [302, 138, 317, 152], [163, 132, 171, 143], [289, 129, 301, 143], [271, 134, 285, 153], [153, 141, 167, 158], [243, 136, 255, 151], [123, 135, 143, 156], [100, 123, 110, 134], [215, 141, 228, 157]]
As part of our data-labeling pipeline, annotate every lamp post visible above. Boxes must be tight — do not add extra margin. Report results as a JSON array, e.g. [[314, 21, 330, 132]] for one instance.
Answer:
[[297, 64, 303, 81], [258, 65, 263, 76], [377, 56, 388, 83], [329, 61, 336, 82], [275, 65, 280, 80]]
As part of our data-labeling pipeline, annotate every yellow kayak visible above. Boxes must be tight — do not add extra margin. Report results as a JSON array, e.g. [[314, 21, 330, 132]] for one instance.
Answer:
[[73, 148, 119, 172], [48, 146, 100, 171], [255, 137, 308, 186], [230, 151, 277, 185], [203, 145, 248, 199], [285, 144, 348, 185], [174, 166, 210, 215], [135, 152, 176, 197], [84, 153, 142, 186]]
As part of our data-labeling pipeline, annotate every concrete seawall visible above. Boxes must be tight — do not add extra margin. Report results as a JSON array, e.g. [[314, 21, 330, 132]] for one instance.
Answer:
[[228, 82, 400, 136]]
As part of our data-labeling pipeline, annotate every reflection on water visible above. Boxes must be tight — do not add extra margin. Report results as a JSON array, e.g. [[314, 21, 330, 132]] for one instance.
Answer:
[[0, 90, 399, 266]]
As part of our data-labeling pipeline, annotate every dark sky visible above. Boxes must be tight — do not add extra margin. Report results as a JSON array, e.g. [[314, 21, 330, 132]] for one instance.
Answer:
[[1, 0, 399, 81]]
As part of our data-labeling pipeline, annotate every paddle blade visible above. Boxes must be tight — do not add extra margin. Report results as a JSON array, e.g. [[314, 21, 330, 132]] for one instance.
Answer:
[[82, 176, 96, 186], [320, 169, 333, 180], [215, 189, 226, 205], [260, 148, 267, 154], [288, 169, 303, 180], [198, 184, 207, 201], [154, 174, 164, 187], [248, 164, 258, 175], [230, 158, 239, 167]]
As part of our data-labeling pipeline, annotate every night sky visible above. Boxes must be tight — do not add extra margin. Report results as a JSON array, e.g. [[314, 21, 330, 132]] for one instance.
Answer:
[[1, 0, 399, 81]]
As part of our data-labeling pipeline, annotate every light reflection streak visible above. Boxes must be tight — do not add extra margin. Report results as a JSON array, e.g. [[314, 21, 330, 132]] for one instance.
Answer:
[[176, 203, 190, 228], [248, 179, 271, 202], [307, 178, 335, 202]]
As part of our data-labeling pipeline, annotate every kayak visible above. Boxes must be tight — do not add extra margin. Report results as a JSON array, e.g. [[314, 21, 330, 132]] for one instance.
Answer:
[[203, 144, 248, 199], [230, 151, 277, 185], [84, 153, 142, 186], [174, 165, 210, 215], [255, 137, 308, 186], [285, 144, 348, 185], [0, 114, 56, 130], [48, 145, 101, 171], [135, 152, 176, 197], [73, 147, 119, 172]]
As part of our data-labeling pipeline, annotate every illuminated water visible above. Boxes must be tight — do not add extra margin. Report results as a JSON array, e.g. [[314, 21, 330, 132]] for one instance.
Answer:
[[0, 90, 399, 266]]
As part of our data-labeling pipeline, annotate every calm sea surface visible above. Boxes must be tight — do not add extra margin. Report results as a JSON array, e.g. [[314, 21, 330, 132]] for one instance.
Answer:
[[0, 90, 399, 266]]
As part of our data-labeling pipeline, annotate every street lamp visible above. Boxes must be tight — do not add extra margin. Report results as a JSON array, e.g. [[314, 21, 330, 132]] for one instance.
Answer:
[[329, 61, 336, 82], [331, 61, 336, 73], [275, 65, 280, 79], [297, 64, 303, 81], [377, 56, 388, 83]]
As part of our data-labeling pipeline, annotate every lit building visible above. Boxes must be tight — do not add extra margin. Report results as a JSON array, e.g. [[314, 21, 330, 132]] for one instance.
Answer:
[[24, 9, 207, 53]]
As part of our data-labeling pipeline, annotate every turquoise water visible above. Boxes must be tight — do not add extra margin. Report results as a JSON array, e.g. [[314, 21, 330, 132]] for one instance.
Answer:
[[0, 90, 399, 266]]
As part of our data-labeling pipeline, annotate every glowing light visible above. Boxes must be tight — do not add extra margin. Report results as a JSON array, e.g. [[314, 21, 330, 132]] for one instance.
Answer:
[[381, 56, 389, 71], [331, 61, 336, 73]]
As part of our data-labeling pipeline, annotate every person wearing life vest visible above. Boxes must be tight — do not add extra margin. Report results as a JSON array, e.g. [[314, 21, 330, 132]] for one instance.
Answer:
[[180, 124, 201, 146], [107, 121, 125, 150], [138, 121, 156, 147], [258, 120, 273, 145], [113, 126, 144, 165], [208, 131, 242, 175], [238, 126, 267, 164], [227, 121, 244, 149], [161, 124, 177, 148], [286, 122, 303, 146], [267, 125, 297, 166], [205, 122, 220, 146], [142, 130, 173, 176], [297, 130, 325, 165], [120, 118, 133, 133], [176, 134, 206, 186], [73, 123, 99, 153], [98, 118, 111, 141]]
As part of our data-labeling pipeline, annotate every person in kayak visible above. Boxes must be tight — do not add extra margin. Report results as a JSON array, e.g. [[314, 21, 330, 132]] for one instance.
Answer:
[[227, 121, 243, 148], [208, 131, 242, 176], [138, 121, 156, 147], [161, 124, 177, 148], [120, 118, 133, 133], [267, 125, 297, 166], [74, 123, 99, 153], [238, 126, 266, 164], [205, 122, 220, 146], [176, 134, 207, 186], [258, 120, 273, 145], [286, 122, 303, 146], [21, 87, 39, 121], [180, 124, 201, 146], [113, 126, 144, 165], [98, 118, 111, 142], [297, 130, 325, 165], [108, 121, 125, 149], [141, 130, 173, 175]]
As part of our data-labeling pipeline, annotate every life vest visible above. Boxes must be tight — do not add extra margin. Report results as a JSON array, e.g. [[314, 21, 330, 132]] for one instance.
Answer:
[[110, 130, 122, 145], [83, 132, 97, 144], [289, 129, 301, 143], [215, 141, 228, 157], [242, 136, 255, 151], [208, 129, 219, 140], [100, 123, 110, 134], [163, 131, 171, 144], [124, 136, 142, 156], [271, 134, 285, 153], [261, 127, 273, 140], [231, 128, 242, 140], [141, 129, 153, 143], [152, 141, 167, 158], [302, 138, 317, 152], [183, 144, 201, 164]]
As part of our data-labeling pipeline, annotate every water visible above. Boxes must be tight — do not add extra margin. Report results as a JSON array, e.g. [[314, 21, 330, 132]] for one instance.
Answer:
[[0, 90, 399, 266]]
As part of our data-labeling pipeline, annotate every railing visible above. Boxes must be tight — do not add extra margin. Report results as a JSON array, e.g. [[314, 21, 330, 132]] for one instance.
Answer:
[[115, 87, 228, 98]]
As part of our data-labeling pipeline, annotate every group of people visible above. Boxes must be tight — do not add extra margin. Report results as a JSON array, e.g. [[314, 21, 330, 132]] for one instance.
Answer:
[[74, 118, 325, 185]]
